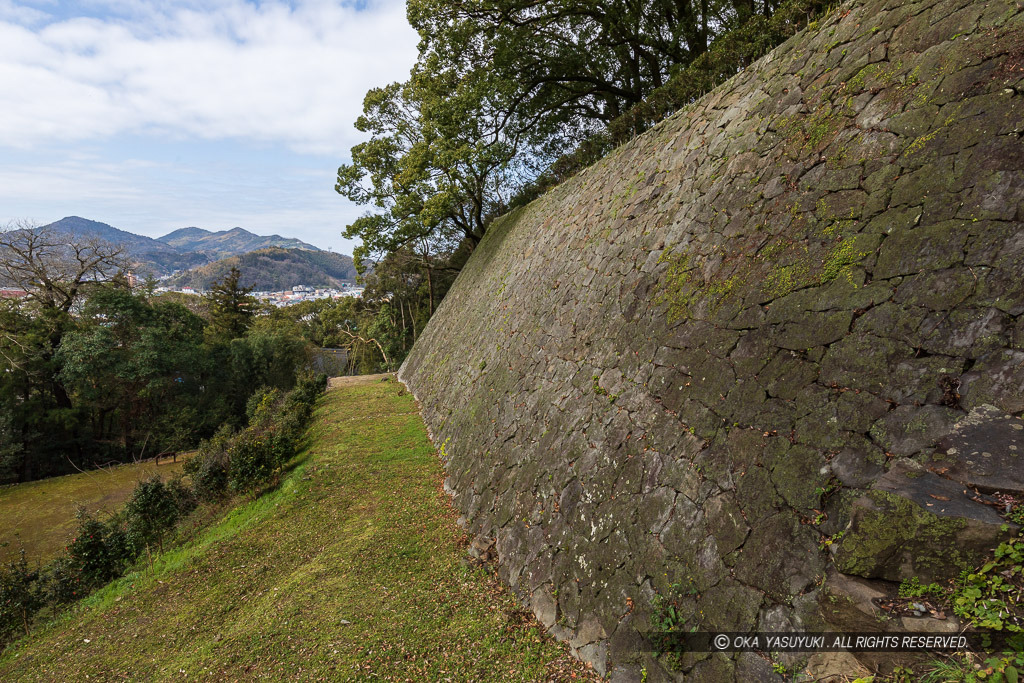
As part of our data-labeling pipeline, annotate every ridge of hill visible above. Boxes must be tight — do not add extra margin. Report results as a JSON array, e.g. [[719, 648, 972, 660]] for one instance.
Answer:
[[163, 246, 357, 291], [0, 378, 596, 681], [39, 217, 338, 280], [157, 226, 319, 257], [44, 216, 209, 275]]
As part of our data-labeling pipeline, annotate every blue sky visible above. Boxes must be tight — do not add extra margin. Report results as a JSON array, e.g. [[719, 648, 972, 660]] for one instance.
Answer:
[[0, 0, 419, 254]]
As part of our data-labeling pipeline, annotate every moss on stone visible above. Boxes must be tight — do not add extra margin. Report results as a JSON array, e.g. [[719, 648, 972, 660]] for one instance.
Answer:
[[836, 489, 974, 582]]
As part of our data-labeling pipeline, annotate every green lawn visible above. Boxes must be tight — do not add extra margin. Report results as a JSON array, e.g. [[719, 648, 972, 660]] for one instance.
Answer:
[[0, 458, 186, 565], [0, 376, 596, 682]]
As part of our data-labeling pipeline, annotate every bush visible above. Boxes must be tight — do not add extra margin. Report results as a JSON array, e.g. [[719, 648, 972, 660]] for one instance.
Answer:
[[38, 555, 78, 607], [246, 386, 282, 428], [226, 429, 277, 492], [289, 372, 327, 408], [0, 550, 42, 643], [64, 511, 130, 591], [185, 425, 234, 501], [124, 476, 196, 553], [273, 407, 306, 452], [226, 374, 326, 491]]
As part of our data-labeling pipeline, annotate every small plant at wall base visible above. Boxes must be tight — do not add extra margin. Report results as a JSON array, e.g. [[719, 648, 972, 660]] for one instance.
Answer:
[[649, 580, 700, 671], [953, 535, 1024, 632], [914, 649, 1024, 683], [1007, 505, 1024, 527], [899, 577, 948, 602]]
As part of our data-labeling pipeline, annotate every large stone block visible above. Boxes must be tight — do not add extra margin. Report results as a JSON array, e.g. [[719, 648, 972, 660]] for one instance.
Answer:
[[835, 463, 1019, 583], [932, 404, 1024, 495]]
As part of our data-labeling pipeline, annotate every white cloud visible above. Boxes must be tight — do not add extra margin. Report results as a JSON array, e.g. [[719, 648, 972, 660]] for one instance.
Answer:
[[0, 0, 418, 156], [0, 0, 49, 26]]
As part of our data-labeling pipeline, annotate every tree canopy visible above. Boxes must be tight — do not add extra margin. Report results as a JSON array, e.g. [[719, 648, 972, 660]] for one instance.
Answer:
[[206, 267, 257, 341]]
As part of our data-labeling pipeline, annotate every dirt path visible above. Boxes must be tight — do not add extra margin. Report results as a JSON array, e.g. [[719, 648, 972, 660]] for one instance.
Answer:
[[326, 373, 393, 390]]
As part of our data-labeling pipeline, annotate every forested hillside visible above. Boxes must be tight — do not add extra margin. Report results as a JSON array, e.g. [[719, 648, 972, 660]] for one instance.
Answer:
[[157, 227, 319, 258], [164, 247, 357, 290], [41, 218, 329, 278], [45, 217, 208, 276]]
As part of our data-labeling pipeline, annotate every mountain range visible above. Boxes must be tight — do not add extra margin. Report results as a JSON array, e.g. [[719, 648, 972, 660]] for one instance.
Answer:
[[157, 226, 318, 258], [163, 247, 357, 291], [41, 217, 354, 286]]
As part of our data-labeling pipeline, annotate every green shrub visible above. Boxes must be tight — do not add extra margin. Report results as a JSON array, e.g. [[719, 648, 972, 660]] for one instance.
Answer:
[[226, 375, 326, 491], [185, 424, 234, 501], [246, 386, 282, 428], [38, 555, 79, 607], [289, 372, 327, 408], [227, 429, 277, 492], [64, 511, 130, 590], [124, 476, 195, 553], [274, 407, 306, 451], [0, 550, 42, 643]]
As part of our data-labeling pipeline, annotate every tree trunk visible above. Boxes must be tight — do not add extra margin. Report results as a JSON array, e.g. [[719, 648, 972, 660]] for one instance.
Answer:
[[399, 300, 408, 351], [425, 253, 435, 316], [52, 381, 72, 410]]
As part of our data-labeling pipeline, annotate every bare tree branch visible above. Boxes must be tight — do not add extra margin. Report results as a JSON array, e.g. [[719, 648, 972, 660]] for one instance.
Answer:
[[0, 219, 133, 313], [336, 325, 391, 369]]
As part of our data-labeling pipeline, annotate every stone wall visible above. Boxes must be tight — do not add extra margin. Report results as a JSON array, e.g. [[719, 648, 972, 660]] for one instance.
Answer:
[[398, 0, 1024, 679]]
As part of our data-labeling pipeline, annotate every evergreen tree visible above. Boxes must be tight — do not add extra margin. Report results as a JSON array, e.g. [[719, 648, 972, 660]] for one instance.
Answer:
[[206, 267, 255, 341]]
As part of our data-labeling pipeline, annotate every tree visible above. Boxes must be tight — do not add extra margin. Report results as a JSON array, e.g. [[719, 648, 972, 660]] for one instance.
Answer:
[[0, 403, 23, 485], [205, 267, 256, 341], [0, 220, 131, 314], [336, 0, 813, 374], [339, 0, 787, 267], [0, 221, 134, 480], [0, 220, 132, 409], [57, 289, 207, 457], [408, 0, 780, 128], [0, 551, 42, 640]]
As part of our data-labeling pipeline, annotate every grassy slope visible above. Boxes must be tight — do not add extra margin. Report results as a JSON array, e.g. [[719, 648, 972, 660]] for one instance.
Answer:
[[0, 377, 595, 682], [0, 459, 186, 565]]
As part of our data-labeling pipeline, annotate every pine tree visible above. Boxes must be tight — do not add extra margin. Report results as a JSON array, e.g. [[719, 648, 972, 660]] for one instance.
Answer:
[[206, 267, 255, 340]]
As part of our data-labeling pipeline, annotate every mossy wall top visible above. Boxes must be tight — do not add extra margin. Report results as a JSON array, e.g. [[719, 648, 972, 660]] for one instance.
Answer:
[[399, 0, 1024, 679]]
